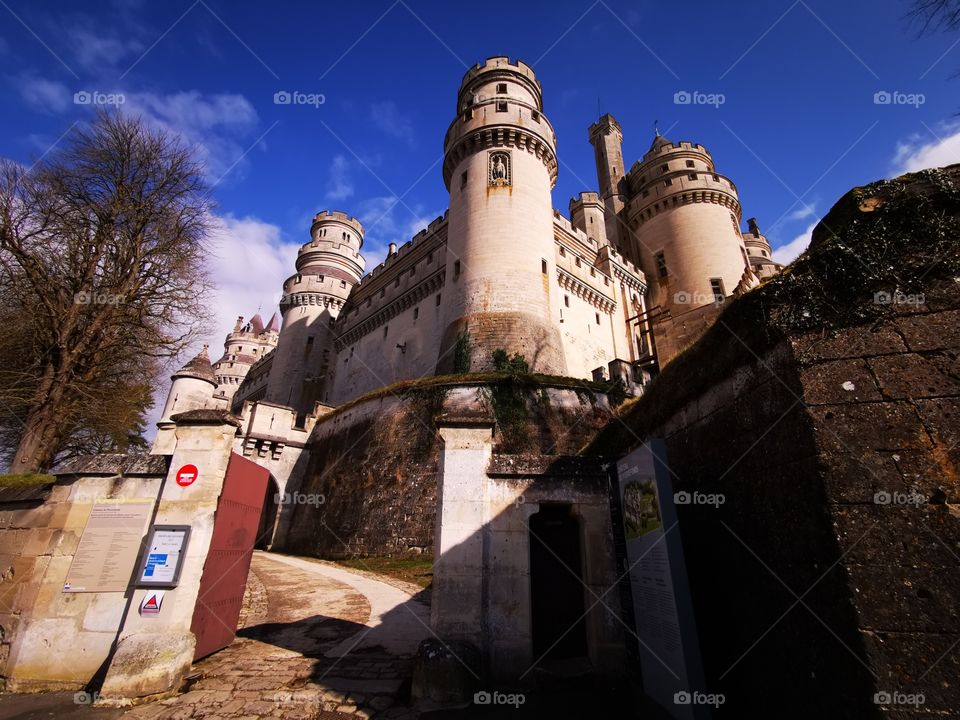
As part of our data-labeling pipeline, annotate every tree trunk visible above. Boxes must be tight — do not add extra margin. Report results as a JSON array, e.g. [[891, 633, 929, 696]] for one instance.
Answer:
[[11, 371, 69, 473]]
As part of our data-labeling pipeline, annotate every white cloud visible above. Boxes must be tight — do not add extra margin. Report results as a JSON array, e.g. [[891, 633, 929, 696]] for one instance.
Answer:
[[772, 220, 817, 266], [121, 90, 260, 181], [16, 75, 72, 113], [370, 101, 415, 146], [788, 204, 816, 222], [325, 154, 353, 201], [893, 125, 960, 174], [65, 24, 142, 73]]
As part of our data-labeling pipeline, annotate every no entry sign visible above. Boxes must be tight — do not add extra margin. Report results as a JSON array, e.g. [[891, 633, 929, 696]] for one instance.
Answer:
[[175, 464, 198, 487]]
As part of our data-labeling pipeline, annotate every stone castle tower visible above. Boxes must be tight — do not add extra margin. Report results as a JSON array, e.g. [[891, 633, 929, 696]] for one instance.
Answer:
[[265, 210, 365, 419], [438, 57, 566, 375], [212, 313, 279, 405]]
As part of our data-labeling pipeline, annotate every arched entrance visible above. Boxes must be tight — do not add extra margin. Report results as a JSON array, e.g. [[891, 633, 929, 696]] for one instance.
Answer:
[[255, 476, 280, 550], [529, 503, 588, 663]]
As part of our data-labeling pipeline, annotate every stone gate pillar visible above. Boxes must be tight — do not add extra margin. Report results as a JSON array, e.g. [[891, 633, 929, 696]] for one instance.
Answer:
[[98, 410, 239, 703]]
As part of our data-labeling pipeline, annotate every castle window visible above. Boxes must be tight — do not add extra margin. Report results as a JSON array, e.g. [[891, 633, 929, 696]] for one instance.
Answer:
[[589, 216, 593, 224], [295, 274, 302, 283], [496, 101, 507, 112], [660, 164, 668, 173], [655, 252, 668, 278], [686, 160, 695, 168], [454, 260, 461, 278], [497, 83, 507, 94], [414, 307, 419, 320], [642, 189, 649, 198], [379, 289, 384, 298], [306, 336, 314, 347], [350, 346, 354, 356], [341, 280, 346, 288], [383, 326, 389, 338], [427, 252, 433, 264], [564, 295, 570, 307], [595, 313, 601, 325], [366, 299, 371, 307], [575, 257, 581, 267], [461, 171, 468, 188], [664, 178, 673, 186], [713, 174, 720, 182], [462, 109, 472, 123], [541, 258, 548, 274], [411, 265, 416, 276], [436, 294, 441, 306], [689, 173, 698, 180], [710, 278, 725, 302], [531, 109, 540, 122], [559, 247, 566, 257]]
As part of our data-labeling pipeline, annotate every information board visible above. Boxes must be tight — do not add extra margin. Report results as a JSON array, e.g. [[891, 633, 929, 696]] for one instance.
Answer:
[[136, 525, 190, 587], [63, 499, 154, 593], [616, 440, 710, 720]]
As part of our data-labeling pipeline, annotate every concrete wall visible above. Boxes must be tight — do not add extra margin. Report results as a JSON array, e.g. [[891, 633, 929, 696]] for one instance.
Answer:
[[0, 457, 166, 691]]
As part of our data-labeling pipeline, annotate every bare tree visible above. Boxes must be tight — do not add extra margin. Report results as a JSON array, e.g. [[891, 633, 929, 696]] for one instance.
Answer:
[[0, 112, 212, 472], [909, 0, 960, 33]]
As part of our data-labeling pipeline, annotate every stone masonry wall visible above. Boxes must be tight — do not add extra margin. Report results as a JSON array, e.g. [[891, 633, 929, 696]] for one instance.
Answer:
[[279, 379, 614, 559]]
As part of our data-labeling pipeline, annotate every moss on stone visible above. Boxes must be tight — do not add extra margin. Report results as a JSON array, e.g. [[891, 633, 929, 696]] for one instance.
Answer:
[[0, 473, 55, 487]]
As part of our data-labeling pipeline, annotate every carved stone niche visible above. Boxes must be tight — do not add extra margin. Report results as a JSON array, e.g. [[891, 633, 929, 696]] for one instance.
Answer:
[[488, 151, 511, 187]]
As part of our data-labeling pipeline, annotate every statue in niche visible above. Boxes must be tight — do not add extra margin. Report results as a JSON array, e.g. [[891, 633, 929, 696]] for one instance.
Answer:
[[489, 152, 511, 186]]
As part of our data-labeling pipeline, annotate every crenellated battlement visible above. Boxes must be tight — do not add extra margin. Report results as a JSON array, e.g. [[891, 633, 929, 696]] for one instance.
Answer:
[[458, 56, 540, 92], [310, 210, 364, 238]]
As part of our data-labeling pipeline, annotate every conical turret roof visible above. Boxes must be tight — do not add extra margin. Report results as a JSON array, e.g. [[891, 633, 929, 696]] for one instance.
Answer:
[[265, 312, 281, 333], [172, 346, 217, 385], [249, 314, 265, 333], [649, 131, 672, 153]]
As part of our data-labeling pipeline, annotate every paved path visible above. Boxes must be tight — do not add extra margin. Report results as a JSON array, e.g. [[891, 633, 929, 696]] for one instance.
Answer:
[[120, 551, 431, 720]]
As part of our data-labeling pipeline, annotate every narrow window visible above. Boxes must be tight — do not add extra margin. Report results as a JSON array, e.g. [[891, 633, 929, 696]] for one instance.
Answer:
[[660, 164, 668, 173], [531, 109, 540, 122], [454, 260, 461, 277], [564, 295, 570, 307], [379, 289, 385, 298], [496, 101, 507, 112], [595, 312, 601, 325], [340, 280, 346, 288], [710, 278, 725, 302], [295, 274, 302, 283], [686, 160, 695, 168], [436, 294, 441, 306], [559, 247, 566, 257], [655, 252, 668, 278], [541, 258, 548, 274], [395, 277, 400, 287], [411, 265, 416, 277], [306, 336, 314, 347], [664, 178, 673, 186], [497, 83, 507, 94], [383, 325, 389, 338], [414, 307, 419, 320], [575, 257, 581, 267], [688, 173, 697, 180], [461, 171, 468, 188], [427, 252, 433, 264]]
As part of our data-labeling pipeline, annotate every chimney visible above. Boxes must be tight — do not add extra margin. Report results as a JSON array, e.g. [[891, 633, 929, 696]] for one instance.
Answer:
[[388, 242, 397, 257]]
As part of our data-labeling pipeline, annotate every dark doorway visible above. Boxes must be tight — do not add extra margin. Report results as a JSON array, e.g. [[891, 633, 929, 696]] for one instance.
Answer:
[[529, 503, 588, 663], [255, 476, 280, 550]]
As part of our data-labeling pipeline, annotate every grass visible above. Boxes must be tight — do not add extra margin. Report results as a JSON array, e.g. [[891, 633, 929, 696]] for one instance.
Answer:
[[0, 473, 55, 487], [334, 555, 434, 588]]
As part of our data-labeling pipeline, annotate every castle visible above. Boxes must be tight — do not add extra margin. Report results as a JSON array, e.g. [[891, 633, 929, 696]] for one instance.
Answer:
[[154, 56, 781, 543]]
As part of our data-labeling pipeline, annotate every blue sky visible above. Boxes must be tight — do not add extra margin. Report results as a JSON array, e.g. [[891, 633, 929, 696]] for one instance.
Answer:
[[2, 0, 959, 358]]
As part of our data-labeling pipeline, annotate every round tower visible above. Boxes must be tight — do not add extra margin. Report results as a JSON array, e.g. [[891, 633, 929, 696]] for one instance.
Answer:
[[438, 56, 565, 374], [742, 217, 781, 280], [158, 346, 218, 423], [213, 313, 280, 404], [264, 210, 365, 419], [623, 134, 750, 316]]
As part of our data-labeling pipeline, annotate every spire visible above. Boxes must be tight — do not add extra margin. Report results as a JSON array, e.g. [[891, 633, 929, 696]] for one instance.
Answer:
[[265, 312, 281, 333], [249, 313, 265, 334], [649, 131, 671, 152], [172, 345, 217, 385]]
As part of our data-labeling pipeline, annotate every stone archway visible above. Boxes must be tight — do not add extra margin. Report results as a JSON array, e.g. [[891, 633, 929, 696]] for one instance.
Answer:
[[255, 475, 280, 550]]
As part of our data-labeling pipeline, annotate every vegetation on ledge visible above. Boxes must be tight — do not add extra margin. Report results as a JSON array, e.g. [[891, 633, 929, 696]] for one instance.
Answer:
[[0, 473, 55, 487]]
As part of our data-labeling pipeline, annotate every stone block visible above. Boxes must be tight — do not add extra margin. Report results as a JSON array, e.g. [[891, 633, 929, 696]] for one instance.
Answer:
[[792, 324, 907, 362], [99, 631, 196, 701], [894, 309, 960, 352], [868, 352, 960, 400], [799, 358, 883, 405], [809, 402, 932, 454]]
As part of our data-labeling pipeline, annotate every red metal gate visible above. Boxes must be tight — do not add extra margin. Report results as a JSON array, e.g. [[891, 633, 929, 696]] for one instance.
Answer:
[[190, 452, 271, 660]]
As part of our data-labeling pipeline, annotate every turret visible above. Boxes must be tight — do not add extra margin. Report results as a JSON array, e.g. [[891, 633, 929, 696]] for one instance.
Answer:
[[153, 346, 218, 453], [588, 114, 626, 249], [622, 133, 751, 318], [569, 192, 608, 247], [212, 312, 280, 404], [265, 210, 365, 421], [438, 56, 565, 374], [742, 217, 781, 280]]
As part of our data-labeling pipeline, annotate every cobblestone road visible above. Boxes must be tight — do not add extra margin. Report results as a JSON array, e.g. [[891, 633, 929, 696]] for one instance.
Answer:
[[122, 552, 431, 720]]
